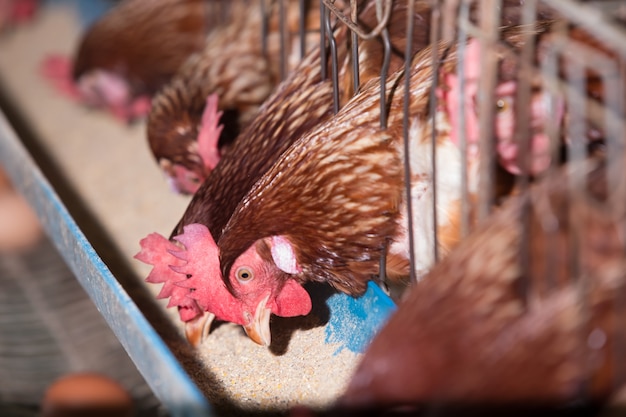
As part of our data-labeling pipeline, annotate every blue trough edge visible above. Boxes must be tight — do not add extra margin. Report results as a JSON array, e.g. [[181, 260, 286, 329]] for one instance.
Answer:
[[0, 110, 212, 417]]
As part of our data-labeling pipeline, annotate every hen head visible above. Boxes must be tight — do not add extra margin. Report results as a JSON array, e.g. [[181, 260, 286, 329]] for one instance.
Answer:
[[440, 37, 564, 176], [149, 93, 224, 195], [40, 55, 151, 123], [221, 235, 313, 346], [137, 224, 311, 347]]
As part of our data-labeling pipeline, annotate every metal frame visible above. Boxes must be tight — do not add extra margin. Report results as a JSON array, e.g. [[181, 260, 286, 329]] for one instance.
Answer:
[[0, 111, 213, 417]]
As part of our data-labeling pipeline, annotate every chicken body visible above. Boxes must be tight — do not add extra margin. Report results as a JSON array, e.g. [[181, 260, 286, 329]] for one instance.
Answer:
[[340, 154, 626, 408], [42, 0, 214, 122], [148, 0, 323, 194]]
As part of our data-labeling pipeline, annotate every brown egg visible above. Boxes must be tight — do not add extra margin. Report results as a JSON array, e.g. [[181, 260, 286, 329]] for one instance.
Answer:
[[41, 372, 134, 417]]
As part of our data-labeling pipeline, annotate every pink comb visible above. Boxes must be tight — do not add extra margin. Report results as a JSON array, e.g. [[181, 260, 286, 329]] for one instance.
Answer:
[[135, 233, 203, 321], [170, 224, 246, 325], [197, 93, 224, 172]]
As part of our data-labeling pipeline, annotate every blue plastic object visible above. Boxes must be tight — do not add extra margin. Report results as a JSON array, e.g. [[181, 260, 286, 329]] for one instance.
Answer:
[[325, 281, 396, 355]]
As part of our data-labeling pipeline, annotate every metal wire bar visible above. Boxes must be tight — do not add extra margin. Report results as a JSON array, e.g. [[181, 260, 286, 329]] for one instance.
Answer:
[[565, 56, 586, 285], [320, 1, 328, 80], [378, 27, 391, 129], [279, 0, 288, 81], [350, 0, 361, 95], [428, 1, 442, 264], [300, 0, 307, 58], [402, 0, 417, 284], [476, 0, 501, 222], [553, 34, 625, 207], [514, 0, 537, 303], [322, 0, 392, 40], [441, 0, 459, 41], [261, 0, 269, 57], [456, 0, 470, 239], [540, 0, 626, 59], [539, 31, 564, 299], [325, 5, 340, 114]]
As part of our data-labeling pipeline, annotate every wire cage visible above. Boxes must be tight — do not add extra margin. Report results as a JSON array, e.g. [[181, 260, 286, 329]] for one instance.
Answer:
[[315, 0, 626, 409], [1, 0, 626, 415]]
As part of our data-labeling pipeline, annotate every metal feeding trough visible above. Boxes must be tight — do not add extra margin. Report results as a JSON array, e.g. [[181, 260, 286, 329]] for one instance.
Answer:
[[0, 3, 397, 415]]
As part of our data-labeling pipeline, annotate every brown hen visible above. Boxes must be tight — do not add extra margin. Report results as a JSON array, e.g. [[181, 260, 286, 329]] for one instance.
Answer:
[[147, 0, 325, 194], [42, 0, 215, 122], [340, 153, 626, 410]]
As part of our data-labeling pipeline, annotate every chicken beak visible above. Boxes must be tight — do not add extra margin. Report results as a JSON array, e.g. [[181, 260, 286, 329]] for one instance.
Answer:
[[184, 311, 216, 347], [243, 294, 272, 347]]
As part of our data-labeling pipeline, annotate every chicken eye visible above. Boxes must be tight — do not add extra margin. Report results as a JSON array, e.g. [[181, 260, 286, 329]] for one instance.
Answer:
[[236, 267, 254, 282], [495, 97, 511, 113]]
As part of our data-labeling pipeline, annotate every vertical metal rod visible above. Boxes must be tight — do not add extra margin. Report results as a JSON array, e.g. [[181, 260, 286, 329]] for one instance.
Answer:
[[540, 30, 565, 299], [279, 0, 288, 81], [379, 29, 391, 130], [376, 0, 391, 130], [320, 1, 328, 80], [476, 0, 501, 222], [515, 0, 536, 188], [379, 239, 388, 288], [605, 64, 625, 209], [457, 0, 470, 239], [563, 54, 588, 399], [441, 0, 459, 41], [428, 1, 441, 264], [351, 0, 361, 96], [565, 58, 586, 284], [261, 0, 269, 57], [402, 0, 417, 284], [299, 0, 307, 59], [515, 0, 537, 303], [324, 6, 340, 114]]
